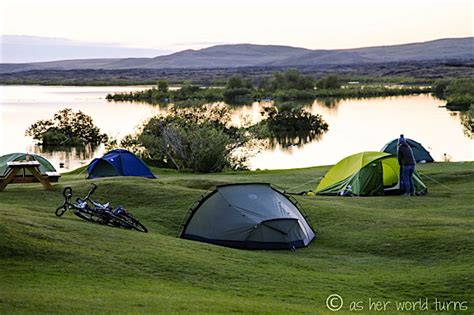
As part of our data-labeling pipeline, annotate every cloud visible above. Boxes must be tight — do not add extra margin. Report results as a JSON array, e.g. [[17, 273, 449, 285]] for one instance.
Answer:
[[1, 35, 172, 63]]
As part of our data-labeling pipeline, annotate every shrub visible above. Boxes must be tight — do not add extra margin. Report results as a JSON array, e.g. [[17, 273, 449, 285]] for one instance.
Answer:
[[316, 75, 341, 89], [435, 79, 474, 110], [250, 103, 329, 148], [157, 80, 169, 92], [446, 94, 474, 110], [122, 104, 248, 172], [432, 80, 449, 99], [260, 103, 329, 133], [223, 87, 252, 103], [26, 108, 108, 146], [269, 70, 315, 91]]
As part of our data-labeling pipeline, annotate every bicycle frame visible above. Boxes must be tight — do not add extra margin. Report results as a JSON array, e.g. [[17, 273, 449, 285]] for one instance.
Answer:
[[55, 184, 147, 232]]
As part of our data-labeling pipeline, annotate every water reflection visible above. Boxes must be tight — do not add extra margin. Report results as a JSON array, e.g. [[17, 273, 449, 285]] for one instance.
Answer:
[[459, 110, 473, 139], [250, 95, 473, 169], [27, 144, 101, 172], [316, 97, 341, 109], [265, 131, 325, 152], [1, 86, 472, 171]]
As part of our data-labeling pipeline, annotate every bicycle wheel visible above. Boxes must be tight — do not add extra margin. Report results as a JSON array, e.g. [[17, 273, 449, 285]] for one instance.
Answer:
[[102, 212, 134, 229], [55, 205, 67, 217], [63, 187, 73, 199], [117, 214, 148, 233], [74, 209, 101, 223], [127, 217, 148, 233]]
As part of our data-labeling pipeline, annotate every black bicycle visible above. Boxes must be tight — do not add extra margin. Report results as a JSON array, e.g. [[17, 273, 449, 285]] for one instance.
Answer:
[[56, 184, 148, 232]]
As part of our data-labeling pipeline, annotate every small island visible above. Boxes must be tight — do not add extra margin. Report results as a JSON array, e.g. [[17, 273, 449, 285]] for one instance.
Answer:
[[106, 70, 431, 104]]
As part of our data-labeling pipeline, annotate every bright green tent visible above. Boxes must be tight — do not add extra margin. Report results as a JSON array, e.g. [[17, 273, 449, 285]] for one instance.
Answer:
[[0, 153, 56, 176], [315, 152, 427, 196]]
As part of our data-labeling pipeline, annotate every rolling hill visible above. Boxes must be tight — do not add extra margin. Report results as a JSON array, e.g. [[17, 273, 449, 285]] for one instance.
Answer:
[[1, 37, 472, 74], [0, 162, 473, 313]]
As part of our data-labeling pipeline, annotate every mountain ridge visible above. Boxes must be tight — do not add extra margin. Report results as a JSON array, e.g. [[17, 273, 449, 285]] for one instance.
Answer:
[[1, 37, 472, 74]]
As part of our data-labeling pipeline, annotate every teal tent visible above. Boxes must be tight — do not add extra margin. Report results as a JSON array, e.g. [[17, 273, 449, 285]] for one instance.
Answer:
[[381, 138, 434, 163], [0, 153, 56, 176], [181, 183, 315, 250]]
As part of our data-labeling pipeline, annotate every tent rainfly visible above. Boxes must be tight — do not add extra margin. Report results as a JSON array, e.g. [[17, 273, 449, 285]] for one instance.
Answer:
[[181, 183, 315, 250]]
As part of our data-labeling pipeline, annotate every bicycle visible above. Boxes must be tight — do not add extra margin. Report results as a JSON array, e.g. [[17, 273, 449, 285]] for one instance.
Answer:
[[86, 185, 148, 233], [55, 184, 148, 232]]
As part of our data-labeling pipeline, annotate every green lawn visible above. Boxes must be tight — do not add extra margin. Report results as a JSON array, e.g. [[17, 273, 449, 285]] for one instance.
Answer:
[[0, 162, 473, 314]]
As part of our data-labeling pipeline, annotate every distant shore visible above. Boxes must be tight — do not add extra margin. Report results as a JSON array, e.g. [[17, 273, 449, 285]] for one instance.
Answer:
[[1, 59, 473, 86]]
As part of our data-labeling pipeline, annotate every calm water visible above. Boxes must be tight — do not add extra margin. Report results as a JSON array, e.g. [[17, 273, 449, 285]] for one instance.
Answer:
[[0, 85, 472, 172]]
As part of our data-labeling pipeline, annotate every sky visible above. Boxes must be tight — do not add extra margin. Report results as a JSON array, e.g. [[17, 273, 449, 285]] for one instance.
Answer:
[[1, 0, 472, 52]]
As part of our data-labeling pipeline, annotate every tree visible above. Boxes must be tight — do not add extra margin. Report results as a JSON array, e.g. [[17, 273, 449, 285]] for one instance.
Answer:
[[438, 79, 474, 110], [157, 80, 169, 93], [316, 75, 341, 89], [224, 75, 253, 103], [26, 108, 108, 146], [250, 103, 329, 148], [259, 103, 329, 133], [268, 70, 315, 91], [258, 77, 271, 90], [122, 104, 248, 172], [432, 80, 449, 99], [226, 75, 253, 89]]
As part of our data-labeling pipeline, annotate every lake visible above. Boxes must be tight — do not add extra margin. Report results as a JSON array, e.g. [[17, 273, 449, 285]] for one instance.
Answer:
[[0, 85, 472, 172]]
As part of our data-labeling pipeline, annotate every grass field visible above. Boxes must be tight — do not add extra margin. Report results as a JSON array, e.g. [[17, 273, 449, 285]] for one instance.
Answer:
[[0, 162, 473, 314]]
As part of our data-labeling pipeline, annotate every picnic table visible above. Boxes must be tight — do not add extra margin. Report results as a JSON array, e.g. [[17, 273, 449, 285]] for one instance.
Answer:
[[0, 161, 59, 191]]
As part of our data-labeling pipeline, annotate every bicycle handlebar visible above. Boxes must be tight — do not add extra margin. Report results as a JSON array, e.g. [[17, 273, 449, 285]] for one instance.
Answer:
[[84, 183, 97, 201], [56, 183, 110, 217]]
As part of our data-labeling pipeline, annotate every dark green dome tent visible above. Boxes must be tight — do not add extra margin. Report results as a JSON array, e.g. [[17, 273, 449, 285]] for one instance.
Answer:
[[0, 153, 56, 176], [381, 138, 434, 163], [315, 152, 427, 196], [181, 183, 315, 250]]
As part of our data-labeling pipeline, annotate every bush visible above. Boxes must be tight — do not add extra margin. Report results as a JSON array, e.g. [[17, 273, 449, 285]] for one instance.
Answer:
[[26, 108, 108, 146], [122, 104, 248, 172], [435, 79, 474, 110], [250, 103, 329, 148], [260, 103, 329, 133], [223, 87, 252, 103], [446, 94, 474, 110], [432, 80, 449, 99], [226, 75, 253, 89], [249, 103, 329, 148], [269, 70, 315, 91], [157, 80, 169, 92], [316, 75, 341, 89]]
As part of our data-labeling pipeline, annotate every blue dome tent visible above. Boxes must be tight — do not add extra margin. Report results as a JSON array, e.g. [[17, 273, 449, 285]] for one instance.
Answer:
[[87, 149, 155, 179]]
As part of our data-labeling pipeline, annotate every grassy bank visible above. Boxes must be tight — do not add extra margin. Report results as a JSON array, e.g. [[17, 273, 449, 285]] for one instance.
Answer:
[[0, 162, 473, 313]]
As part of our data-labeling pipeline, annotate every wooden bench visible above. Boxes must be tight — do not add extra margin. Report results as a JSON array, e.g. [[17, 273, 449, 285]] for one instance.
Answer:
[[0, 161, 59, 191]]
